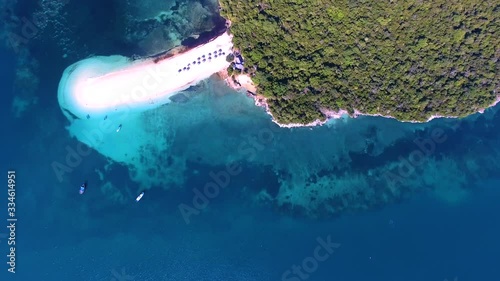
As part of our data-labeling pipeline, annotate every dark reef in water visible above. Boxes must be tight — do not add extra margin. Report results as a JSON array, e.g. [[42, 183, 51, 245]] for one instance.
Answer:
[[150, 15, 228, 63], [180, 15, 228, 48], [169, 93, 189, 103]]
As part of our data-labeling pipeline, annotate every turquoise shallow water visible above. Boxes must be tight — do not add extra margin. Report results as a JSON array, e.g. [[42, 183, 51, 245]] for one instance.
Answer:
[[2, 43, 500, 280], [2, 0, 500, 279]]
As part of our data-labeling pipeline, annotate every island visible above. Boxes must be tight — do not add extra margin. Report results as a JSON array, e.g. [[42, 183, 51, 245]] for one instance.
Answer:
[[220, 0, 500, 125], [57, 0, 499, 127]]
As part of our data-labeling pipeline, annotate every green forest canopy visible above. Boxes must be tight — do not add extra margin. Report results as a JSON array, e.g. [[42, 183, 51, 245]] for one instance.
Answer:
[[220, 0, 499, 124]]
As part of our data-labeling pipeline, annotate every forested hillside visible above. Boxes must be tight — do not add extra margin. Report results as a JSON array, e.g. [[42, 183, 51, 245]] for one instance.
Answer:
[[220, 0, 499, 123]]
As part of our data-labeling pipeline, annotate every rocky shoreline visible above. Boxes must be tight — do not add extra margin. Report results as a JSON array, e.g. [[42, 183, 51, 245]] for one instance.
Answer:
[[218, 7, 500, 128], [224, 73, 500, 128]]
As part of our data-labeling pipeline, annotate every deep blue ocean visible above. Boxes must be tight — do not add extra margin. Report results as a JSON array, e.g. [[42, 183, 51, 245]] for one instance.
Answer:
[[1, 1, 500, 280]]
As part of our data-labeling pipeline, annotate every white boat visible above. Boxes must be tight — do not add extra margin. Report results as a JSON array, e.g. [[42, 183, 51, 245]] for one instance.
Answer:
[[116, 124, 122, 132], [135, 191, 144, 202], [79, 182, 87, 195]]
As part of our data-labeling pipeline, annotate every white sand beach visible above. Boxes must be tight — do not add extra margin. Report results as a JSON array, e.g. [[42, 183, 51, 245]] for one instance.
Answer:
[[58, 32, 233, 120]]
